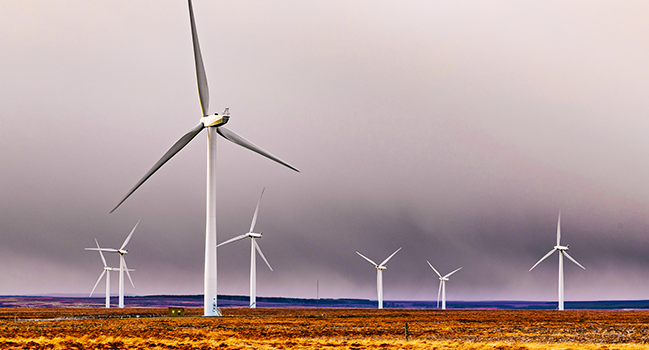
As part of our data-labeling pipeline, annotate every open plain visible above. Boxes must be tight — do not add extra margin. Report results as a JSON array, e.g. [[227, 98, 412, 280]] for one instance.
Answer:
[[1, 308, 649, 349]]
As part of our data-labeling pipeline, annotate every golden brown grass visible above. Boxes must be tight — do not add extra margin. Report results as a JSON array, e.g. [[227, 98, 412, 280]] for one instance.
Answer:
[[1, 308, 649, 349]]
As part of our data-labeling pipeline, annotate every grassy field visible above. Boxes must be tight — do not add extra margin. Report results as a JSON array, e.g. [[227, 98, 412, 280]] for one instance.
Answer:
[[1, 308, 649, 349]]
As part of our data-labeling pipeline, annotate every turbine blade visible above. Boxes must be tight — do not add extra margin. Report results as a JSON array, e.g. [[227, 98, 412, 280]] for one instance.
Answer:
[[249, 188, 265, 233], [123, 258, 135, 288], [562, 251, 585, 270], [187, 0, 209, 116], [217, 127, 300, 172], [529, 248, 557, 271], [356, 251, 377, 267], [254, 240, 273, 271], [427, 260, 442, 278], [443, 267, 462, 279], [216, 234, 248, 248], [557, 211, 561, 246], [95, 239, 108, 267], [437, 281, 442, 309], [120, 219, 141, 251], [110, 123, 205, 213], [90, 270, 106, 297], [85, 248, 119, 253], [380, 247, 402, 267]]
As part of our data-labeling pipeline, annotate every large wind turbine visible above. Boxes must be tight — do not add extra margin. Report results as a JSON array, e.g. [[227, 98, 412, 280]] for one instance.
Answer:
[[426, 261, 461, 310], [217, 188, 273, 308], [85, 220, 139, 308], [356, 248, 401, 309], [87, 239, 118, 308], [529, 212, 585, 310], [109, 1, 299, 316]]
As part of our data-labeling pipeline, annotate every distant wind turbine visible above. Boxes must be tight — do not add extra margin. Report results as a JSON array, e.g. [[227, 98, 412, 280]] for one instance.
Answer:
[[529, 212, 585, 310], [217, 188, 273, 308], [87, 239, 118, 308], [86, 220, 139, 308], [109, 0, 298, 317], [426, 261, 461, 310], [356, 248, 402, 309]]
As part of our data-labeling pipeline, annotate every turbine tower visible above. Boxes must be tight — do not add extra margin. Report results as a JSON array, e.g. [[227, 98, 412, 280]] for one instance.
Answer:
[[529, 212, 585, 310], [109, 0, 299, 316], [86, 220, 139, 308], [426, 261, 461, 310], [356, 248, 401, 309], [217, 188, 273, 308]]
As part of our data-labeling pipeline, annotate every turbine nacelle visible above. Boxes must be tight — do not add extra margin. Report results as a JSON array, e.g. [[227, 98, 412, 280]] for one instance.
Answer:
[[200, 114, 229, 128], [118, 249, 128, 255], [201, 108, 231, 128], [439, 277, 449, 282], [555, 245, 569, 251], [248, 232, 262, 239], [377, 265, 387, 270]]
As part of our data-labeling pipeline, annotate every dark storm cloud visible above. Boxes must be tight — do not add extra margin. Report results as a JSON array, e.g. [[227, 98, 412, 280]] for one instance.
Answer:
[[1, 1, 649, 301]]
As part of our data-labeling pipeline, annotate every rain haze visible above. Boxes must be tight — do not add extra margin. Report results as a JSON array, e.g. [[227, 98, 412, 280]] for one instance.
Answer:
[[1, 1, 649, 302]]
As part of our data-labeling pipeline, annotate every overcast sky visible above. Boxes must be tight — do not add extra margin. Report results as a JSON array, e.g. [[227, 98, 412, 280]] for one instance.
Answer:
[[1, 1, 649, 302]]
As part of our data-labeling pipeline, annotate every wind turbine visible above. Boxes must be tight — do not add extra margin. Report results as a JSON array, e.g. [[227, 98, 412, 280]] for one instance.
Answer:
[[85, 220, 139, 308], [426, 261, 461, 310], [529, 212, 585, 310], [217, 188, 272, 308], [87, 239, 118, 308], [356, 247, 401, 309], [109, 0, 299, 316]]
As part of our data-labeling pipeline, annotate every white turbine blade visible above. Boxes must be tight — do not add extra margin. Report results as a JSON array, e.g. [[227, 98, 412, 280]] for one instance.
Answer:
[[110, 123, 205, 213], [85, 248, 119, 253], [529, 248, 557, 271], [98, 251, 109, 269], [356, 251, 378, 267], [216, 234, 248, 248], [249, 188, 265, 233], [563, 251, 585, 270], [120, 219, 141, 250], [254, 240, 273, 271], [380, 247, 402, 267], [437, 281, 442, 309], [90, 270, 106, 297], [556, 211, 562, 246], [427, 261, 442, 278], [216, 127, 300, 172], [187, 0, 209, 116], [443, 267, 462, 279], [95, 239, 108, 267], [123, 259, 135, 288]]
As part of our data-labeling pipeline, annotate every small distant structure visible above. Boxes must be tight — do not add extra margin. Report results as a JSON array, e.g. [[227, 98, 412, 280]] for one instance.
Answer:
[[168, 307, 185, 317]]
